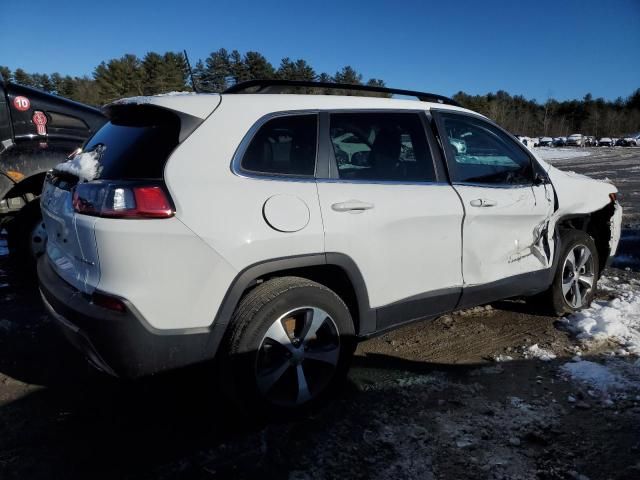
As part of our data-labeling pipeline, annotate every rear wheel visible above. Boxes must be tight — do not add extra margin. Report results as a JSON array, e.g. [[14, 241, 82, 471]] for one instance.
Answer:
[[219, 276, 355, 415], [533, 230, 599, 316]]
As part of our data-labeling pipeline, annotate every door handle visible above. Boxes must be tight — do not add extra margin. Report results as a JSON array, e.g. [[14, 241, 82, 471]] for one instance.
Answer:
[[470, 198, 497, 207], [331, 200, 374, 212]]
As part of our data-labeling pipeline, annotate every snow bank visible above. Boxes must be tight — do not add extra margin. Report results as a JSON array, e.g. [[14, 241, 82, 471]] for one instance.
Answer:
[[560, 360, 625, 392], [563, 282, 640, 354], [535, 148, 592, 161], [54, 150, 101, 182], [525, 344, 557, 361]]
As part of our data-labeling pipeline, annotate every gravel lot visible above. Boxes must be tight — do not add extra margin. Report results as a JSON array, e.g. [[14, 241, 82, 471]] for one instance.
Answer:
[[0, 147, 639, 479]]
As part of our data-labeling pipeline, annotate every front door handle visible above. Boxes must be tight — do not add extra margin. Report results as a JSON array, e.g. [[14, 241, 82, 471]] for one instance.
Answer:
[[470, 198, 497, 207], [331, 200, 374, 212]]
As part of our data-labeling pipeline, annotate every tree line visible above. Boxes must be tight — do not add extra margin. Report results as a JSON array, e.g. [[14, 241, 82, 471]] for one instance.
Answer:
[[1, 49, 638, 136]]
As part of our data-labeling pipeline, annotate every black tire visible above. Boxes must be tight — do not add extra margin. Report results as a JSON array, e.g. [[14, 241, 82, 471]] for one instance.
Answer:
[[219, 276, 356, 416], [7, 199, 47, 273], [532, 230, 599, 316]]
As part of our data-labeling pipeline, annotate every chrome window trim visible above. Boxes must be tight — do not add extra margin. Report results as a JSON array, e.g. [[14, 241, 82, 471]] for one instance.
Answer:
[[230, 107, 453, 187], [230, 110, 321, 182], [452, 181, 534, 190], [316, 178, 449, 186]]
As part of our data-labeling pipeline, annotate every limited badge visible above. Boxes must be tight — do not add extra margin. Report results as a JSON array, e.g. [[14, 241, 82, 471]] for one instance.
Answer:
[[32, 111, 48, 135], [13, 96, 31, 111]]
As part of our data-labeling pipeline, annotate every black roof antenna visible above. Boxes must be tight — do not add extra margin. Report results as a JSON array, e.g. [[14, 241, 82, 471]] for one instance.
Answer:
[[183, 49, 199, 93]]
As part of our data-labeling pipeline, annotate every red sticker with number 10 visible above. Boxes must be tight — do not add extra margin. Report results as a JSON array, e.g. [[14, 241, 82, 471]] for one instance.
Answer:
[[13, 96, 31, 111]]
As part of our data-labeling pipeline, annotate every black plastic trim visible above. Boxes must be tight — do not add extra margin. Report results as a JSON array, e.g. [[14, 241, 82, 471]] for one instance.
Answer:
[[456, 268, 551, 310], [376, 287, 461, 330]]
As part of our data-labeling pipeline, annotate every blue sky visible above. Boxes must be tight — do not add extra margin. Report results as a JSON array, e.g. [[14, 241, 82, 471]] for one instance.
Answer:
[[1, 0, 638, 101]]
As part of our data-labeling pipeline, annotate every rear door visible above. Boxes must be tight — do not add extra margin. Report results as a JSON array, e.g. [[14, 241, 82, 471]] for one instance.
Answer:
[[433, 111, 554, 297], [316, 111, 464, 333]]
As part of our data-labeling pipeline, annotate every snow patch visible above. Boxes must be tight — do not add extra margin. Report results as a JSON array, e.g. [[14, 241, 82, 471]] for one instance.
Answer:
[[535, 148, 592, 161], [560, 360, 625, 392], [563, 283, 640, 354], [525, 344, 557, 361], [54, 150, 101, 182], [112, 91, 196, 106]]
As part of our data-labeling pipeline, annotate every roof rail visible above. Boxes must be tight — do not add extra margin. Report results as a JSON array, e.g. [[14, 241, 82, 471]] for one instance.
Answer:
[[223, 79, 461, 107]]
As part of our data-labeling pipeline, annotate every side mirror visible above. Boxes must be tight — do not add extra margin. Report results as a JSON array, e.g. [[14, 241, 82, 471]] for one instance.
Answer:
[[533, 173, 548, 185]]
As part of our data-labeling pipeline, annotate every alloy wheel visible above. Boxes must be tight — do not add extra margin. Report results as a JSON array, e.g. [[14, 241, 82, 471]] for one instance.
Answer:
[[561, 244, 595, 309], [256, 306, 340, 407]]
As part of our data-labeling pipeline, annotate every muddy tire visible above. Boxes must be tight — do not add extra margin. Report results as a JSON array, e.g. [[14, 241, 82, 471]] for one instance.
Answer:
[[533, 230, 599, 316], [7, 199, 47, 274], [219, 276, 356, 416]]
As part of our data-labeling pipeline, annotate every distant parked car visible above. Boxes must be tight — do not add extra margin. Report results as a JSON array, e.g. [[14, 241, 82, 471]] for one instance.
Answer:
[[553, 137, 566, 147], [616, 137, 637, 147], [599, 137, 613, 147], [566, 134, 584, 147], [515, 135, 535, 148], [584, 136, 597, 147], [538, 137, 553, 147]]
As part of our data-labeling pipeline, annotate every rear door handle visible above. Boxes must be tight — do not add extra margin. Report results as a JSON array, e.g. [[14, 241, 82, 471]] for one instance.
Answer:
[[331, 200, 374, 212], [469, 198, 497, 207]]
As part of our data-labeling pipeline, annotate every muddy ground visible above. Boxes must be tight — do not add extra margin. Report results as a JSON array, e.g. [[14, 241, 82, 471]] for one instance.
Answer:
[[0, 148, 639, 479]]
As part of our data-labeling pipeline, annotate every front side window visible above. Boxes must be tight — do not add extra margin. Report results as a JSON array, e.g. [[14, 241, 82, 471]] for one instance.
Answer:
[[329, 112, 435, 182], [241, 114, 318, 176], [440, 113, 533, 185]]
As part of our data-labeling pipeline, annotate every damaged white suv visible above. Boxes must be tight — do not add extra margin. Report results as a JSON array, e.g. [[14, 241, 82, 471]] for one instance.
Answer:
[[38, 80, 622, 412]]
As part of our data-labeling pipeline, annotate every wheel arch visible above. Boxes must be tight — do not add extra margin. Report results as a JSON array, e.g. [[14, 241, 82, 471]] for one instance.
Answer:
[[213, 253, 374, 338], [554, 201, 617, 275]]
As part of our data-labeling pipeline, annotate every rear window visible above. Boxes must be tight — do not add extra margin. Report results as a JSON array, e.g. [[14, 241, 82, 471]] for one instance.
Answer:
[[240, 114, 318, 176], [83, 106, 181, 180]]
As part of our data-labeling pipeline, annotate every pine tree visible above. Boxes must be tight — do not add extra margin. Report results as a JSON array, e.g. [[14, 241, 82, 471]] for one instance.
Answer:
[[13, 68, 35, 87], [243, 51, 275, 82], [202, 48, 231, 92], [142, 52, 167, 95], [228, 50, 246, 85], [94, 54, 144, 101], [0, 66, 11, 83]]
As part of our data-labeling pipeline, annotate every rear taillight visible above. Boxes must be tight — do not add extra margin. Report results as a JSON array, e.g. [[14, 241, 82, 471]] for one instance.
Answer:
[[91, 292, 127, 313], [72, 182, 174, 219]]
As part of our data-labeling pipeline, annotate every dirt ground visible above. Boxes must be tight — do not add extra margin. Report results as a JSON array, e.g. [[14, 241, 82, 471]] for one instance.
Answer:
[[0, 148, 639, 479]]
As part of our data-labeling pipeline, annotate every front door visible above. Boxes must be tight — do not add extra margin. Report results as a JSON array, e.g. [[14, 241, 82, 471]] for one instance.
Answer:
[[434, 111, 554, 291]]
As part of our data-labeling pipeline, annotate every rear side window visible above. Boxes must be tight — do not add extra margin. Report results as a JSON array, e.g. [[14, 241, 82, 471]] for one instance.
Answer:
[[241, 114, 318, 176], [440, 113, 533, 185], [329, 112, 435, 182], [83, 106, 181, 180]]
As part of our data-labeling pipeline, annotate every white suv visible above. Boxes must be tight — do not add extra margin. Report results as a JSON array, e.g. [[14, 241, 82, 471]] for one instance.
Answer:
[[38, 80, 622, 412]]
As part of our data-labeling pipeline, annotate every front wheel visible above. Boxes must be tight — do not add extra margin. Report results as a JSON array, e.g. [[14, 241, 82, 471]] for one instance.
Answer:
[[219, 276, 356, 415], [534, 230, 599, 316]]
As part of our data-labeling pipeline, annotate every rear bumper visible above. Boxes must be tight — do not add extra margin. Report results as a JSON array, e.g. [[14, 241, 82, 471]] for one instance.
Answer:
[[37, 256, 219, 378]]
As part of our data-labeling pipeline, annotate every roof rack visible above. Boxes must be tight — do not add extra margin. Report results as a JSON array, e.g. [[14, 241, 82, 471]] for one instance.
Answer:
[[223, 79, 461, 107]]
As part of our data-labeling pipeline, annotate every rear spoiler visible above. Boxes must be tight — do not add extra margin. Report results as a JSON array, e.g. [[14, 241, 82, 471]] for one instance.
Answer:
[[103, 103, 203, 143]]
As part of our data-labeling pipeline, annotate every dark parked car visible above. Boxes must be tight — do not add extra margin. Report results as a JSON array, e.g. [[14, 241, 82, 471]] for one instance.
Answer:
[[0, 80, 106, 264], [615, 138, 636, 147]]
